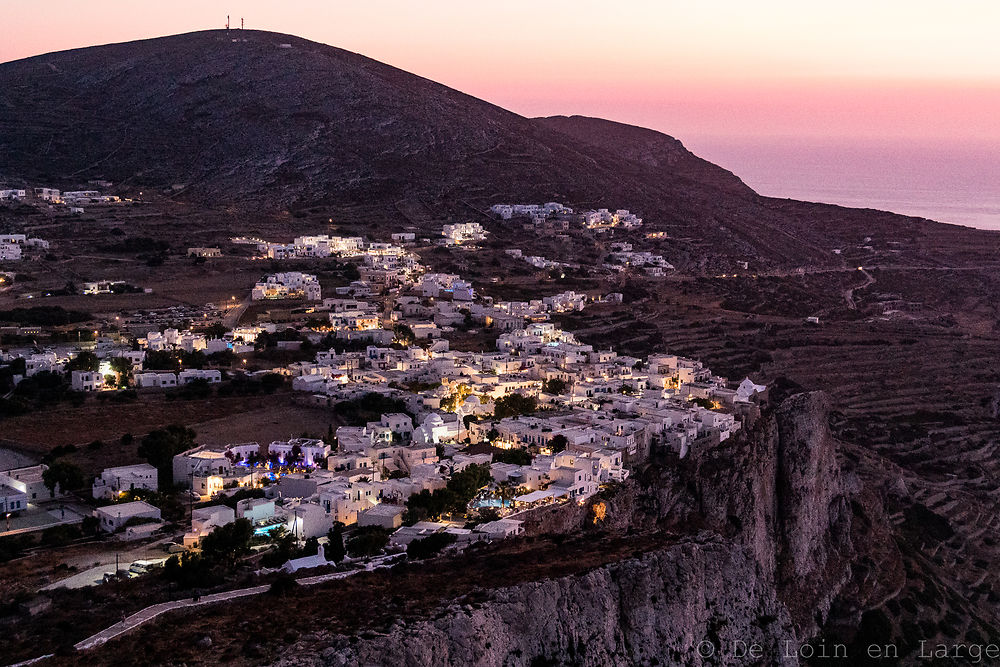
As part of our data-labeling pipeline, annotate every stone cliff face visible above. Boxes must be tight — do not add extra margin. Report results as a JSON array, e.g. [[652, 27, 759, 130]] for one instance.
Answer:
[[282, 540, 796, 667], [273, 391, 897, 666]]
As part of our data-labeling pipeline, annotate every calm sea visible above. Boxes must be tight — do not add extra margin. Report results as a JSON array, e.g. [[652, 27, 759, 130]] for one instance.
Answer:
[[689, 137, 1000, 231]]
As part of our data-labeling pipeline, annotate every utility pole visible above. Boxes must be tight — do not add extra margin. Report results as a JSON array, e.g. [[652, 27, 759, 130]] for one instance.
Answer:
[[189, 470, 196, 528]]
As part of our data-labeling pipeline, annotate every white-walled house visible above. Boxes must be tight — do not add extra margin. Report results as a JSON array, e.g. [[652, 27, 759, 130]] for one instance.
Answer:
[[134, 372, 178, 388], [178, 369, 222, 384], [187, 247, 222, 258], [476, 518, 524, 539], [95, 500, 161, 534], [0, 465, 59, 502], [441, 223, 487, 245], [358, 503, 405, 530], [24, 352, 61, 376], [172, 446, 248, 499], [92, 464, 159, 500], [236, 497, 275, 524], [184, 505, 236, 546], [0, 482, 27, 514], [252, 272, 322, 301], [0, 243, 22, 261], [71, 370, 105, 392]]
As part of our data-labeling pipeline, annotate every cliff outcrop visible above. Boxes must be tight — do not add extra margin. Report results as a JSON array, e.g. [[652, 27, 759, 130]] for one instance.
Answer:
[[273, 391, 898, 666]]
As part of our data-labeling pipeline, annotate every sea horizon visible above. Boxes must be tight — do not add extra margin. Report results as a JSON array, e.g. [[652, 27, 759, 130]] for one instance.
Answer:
[[689, 136, 1000, 231]]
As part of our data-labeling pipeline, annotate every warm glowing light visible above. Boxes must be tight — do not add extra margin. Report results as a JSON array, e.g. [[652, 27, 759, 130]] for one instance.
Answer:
[[591, 501, 607, 524]]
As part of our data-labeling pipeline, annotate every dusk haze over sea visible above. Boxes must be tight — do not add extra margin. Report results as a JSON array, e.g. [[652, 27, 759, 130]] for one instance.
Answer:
[[4, 0, 998, 229]]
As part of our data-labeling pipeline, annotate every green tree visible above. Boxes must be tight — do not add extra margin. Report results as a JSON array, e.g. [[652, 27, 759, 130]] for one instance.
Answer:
[[64, 351, 99, 372], [200, 518, 253, 569], [493, 393, 537, 419], [549, 434, 568, 453], [260, 373, 285, 393], [405, 488, 457, 523], [446, 464, 491, 507], [143, 349, 181, 371], [42, 460, 84, 495], [301, 536, 320, 556], [109, 356, 133, 377], [326, 523, 346, 563], [346, 526, 390, 558], [492, 448, 532, 466], [542, 378, 568, 395], [393, 323, 415, 346], [268, 572, 300, 597], [162, 551, 217, 589], [406, 532, 457, 560], [138, 424, 196, 486], [81, 515, 100, 536]]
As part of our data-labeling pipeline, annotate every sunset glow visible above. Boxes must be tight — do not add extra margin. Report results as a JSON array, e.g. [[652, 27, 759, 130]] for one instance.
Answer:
[[3, 0, 999, 143]]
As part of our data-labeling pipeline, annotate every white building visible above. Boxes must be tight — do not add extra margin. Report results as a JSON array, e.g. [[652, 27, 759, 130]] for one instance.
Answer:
[[0, 465, 58, 502], [134, 372, 179, 388], [358, 503, 406, 530], [184, 505, 236, 546], [92, 464, 159, 500], [94, 500, 161, 534], [0, 243, 21, 261], [34, 187, 61, 202], [0, 483, 27, 514], [441, 223, 487, 245], [71, 370, 105, 392], [178, 369, 222, 384], [251, 272, 322, 301], [187, 247, 222, 258], [476, 518, 524, 539]]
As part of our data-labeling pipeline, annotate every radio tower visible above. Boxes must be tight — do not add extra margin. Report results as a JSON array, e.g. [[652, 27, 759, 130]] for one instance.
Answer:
[[226, 15, 230, 30], [241, 18, 244, 29]]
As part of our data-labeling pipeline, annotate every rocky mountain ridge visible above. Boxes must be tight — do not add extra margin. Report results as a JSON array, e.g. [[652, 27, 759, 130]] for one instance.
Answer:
[[3, 30, 997, 270]]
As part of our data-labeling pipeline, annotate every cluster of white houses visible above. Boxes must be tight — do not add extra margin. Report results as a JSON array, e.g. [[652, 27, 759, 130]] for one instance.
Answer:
[[141, 326, 260, 354], [163, 437, 530, 549], [1, 218, 768, 560], [0, 234, 50, 261], [504, 248, 577, 272], [255, 235, 365, 259], [441, 223, 487, 245], [252, 272, 322, 301], [0, 186, 121, 208], [490, 202, 642, 230], [0, 324, 269, 393], [146, 313, 763, 548], [606, 241, 674, 276]]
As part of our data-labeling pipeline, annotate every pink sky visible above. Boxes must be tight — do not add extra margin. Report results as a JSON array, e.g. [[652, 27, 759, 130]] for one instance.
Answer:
[[3, 1, 999, 144]]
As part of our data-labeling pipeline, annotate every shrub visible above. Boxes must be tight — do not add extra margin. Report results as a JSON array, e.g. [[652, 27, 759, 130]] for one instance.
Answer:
[[346, 526, 390, 558], [407, 532, 457, 560]]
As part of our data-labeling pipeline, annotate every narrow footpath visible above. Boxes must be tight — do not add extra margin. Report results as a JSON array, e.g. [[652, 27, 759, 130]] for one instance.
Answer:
[[72, 555, 395, 652]]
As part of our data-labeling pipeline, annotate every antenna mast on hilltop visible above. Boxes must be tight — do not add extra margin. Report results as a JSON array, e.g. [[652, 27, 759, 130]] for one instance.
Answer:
[[226, 15, 230, 30], [241, 18, 244, 29]]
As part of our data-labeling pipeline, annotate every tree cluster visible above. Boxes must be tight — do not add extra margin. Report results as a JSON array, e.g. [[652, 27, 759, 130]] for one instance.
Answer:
[[405, 463, 491, 522], [138, 424, 196, 487], [492, 393, 538, 419], [406, 532, 457, 560]]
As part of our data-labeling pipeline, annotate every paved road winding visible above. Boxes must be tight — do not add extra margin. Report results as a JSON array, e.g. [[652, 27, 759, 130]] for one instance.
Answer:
[[73, 555, 395, 652]]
